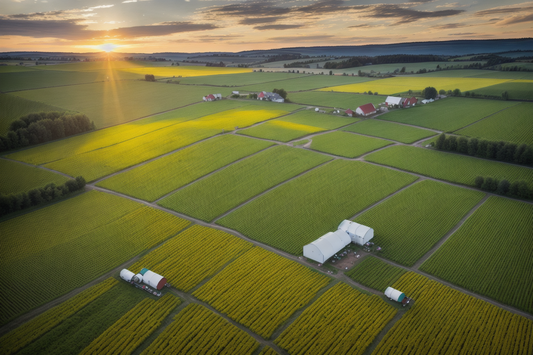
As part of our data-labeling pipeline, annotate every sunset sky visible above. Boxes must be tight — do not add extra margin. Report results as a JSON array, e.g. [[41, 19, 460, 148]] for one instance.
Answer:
[[1, 0, 532, 53]]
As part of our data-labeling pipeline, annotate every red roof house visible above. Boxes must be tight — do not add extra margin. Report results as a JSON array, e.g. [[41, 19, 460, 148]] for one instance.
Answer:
[[345, 109, 354, 117], [355, 103, 377, 116]]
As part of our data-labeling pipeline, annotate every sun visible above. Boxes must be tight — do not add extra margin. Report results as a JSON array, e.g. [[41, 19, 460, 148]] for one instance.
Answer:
[[99, 43, 119, 52]]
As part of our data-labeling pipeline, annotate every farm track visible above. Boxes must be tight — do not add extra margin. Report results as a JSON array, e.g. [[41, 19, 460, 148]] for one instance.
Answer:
[[411, 194, 490, 269]]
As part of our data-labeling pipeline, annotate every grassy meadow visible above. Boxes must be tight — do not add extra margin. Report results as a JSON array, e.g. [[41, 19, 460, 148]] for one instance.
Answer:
[[343, 119, 437, 143]]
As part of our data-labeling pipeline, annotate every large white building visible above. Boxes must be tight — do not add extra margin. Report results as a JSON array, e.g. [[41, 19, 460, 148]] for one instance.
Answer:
[[303, 230, 351, 263], [338, 220, 374, 246]]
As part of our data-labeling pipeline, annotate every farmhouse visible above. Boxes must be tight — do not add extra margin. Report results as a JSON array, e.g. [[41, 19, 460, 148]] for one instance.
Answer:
[[403, 97, 418, 107], [303, 230, 351, 263], [345, 109, 354, 117], [385, 96, 404, 107], [338, 220, 374, 246], [203, 93, 222, 101], [258, 91, 285, 103], [355, 103, 377, 116]]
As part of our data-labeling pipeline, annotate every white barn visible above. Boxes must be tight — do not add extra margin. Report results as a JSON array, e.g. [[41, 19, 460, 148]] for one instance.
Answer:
[[385, 96, 403, 106], [338, 220, 374, 245], [303, 230, 351, 263]]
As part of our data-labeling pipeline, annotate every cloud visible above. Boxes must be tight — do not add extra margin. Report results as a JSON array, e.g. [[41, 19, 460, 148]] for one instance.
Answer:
[[122, 0, 150, 3], [496, 13, 533, 25], [239, 17, 283, 25], [348, 23, 375, 28], [362, 5, 465, 25], [431, 22, 467, 29], [449, 32, 476, 35], [0, 19, 218, 40], [293, 0, 367, 15], [474, 4, 533, 16], [254, 24, 305, 30], [203, 0, 291, 19]]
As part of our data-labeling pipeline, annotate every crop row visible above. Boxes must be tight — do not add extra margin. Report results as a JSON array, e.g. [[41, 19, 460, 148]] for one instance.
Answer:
[[0, 278, 117, 355], [366, 145, 533, 186], [129, 225, 253, 292], [343, 119, 436, 144], [99, 134, 272, 202], [0, 159, 69, 195], [310, 131, 392, 158], [372, 272, 533, 355], [420, 196, 533, 313], [193, 247, 330, 338], [80, 293, 180, 355], [159, 145, 331, 221], [354, 179, 485, 266], [141, 303, 259, 355], [218, 160, 417, 255], [276, 283, 397, 355], [346, 256, 407, 291], [0, 191, 189, 324]]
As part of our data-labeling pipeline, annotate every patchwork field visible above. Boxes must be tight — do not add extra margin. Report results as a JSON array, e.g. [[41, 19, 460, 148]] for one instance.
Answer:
[[289, 91, 384, 109], [0, 190, 189, 325], [119, 66, 252, 78], [373, 272, 533, 355], [343, 119, 436, 143], [6, 100, 244, 166], [217, 160, 417, 254], [0, 70, 101, 92], [346, 256, 407, 292], [129, 225, 253, 291], [319, 77, 512, 95], [0, 93, 68, 134], [235, 75, 375, 92], [98, 135, 272, 201], [0, 159, 69, 195], [310, 131, 393, 158], [380, 98, 518, 132], [11, 80, 233, 129], [473, 81, 533, 101], [420, 197, 533, 313], [193, 247, 330, 338], [239, 110, 358, 142], [179, 71, 301, 86], [275, 282, 397, 355], [160, 146, 331, 221], [354, 180, 485, 266], [365, 145, 533, 186], [455, 102, 533, 144]]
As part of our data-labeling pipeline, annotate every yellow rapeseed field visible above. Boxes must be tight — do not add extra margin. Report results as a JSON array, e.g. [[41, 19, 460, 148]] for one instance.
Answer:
[[319, 77, 512, 95], [119, 66, 252, 77], [191, 106, 290, 131]]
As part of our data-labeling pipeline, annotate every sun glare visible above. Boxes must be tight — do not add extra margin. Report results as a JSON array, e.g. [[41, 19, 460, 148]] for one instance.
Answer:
[[99, 43, 119, 52]]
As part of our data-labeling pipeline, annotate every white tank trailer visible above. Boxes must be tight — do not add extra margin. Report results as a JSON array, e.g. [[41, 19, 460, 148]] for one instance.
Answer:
[[385, 287, 411, 306], [140, 268, 168, 290], [120, 269, 142, 283], [338, 220, 374, 246]]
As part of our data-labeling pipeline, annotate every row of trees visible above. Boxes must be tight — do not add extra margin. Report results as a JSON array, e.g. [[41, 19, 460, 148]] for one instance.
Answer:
[[435, 133, 533, 166], [324, 54, 444, 69], [0, 112, 94, 152], [0, 177, 86, 217], [474, 176, 532, 199], [272, 88, 288, 99]]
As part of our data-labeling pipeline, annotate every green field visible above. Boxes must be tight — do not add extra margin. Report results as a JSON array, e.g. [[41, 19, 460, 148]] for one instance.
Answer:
[[239, 110, 358, 142], [98, 135, 273, 201], [5, 100, 244, 166], [289, 91, 384, 109], [380, 98, 518, 132], [346, 256, 407, 292], [472, 80, 533, 101], [0, 190, 189, 325], [411, 69, 533, 80], [365, 145, 533, 186], [343, 119, 437, 143], [420, 197, 533, 313], [455, 102, 533, 144], [0, 94, 69, 135], [0, 70, 102, 92], [0, 159, 70, 195], [11, 80, 233, 129], [159, 146, 331, 221], [310, 131, 392, 158], [235, 75, 374, 92], [0, 65, 38, 73], [217, 160, 417, 254], [354, 180, 485, 266], [179, 71, 301, 86]]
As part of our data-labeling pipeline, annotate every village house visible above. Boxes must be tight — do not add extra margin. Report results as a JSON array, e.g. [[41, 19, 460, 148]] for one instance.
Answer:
[[355, 103, 377, 116], [257, 91, 284, 103], [202, 93, 222, 101]]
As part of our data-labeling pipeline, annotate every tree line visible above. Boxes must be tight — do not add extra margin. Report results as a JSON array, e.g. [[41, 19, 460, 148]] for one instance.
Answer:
[[0, 176, 86, 217], [0, 112, 94, 152], [435, 133, 533, 166], [324, 54, 444, 70], [474, 176, 531, 200]]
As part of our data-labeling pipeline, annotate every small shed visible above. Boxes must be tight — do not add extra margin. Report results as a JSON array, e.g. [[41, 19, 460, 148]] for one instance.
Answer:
[[338, 220, 374, 245], [303, 230, 351, 263], [345, 109, 354, 117], [355, 103, 376, 116], [232, 91, 239, 95]]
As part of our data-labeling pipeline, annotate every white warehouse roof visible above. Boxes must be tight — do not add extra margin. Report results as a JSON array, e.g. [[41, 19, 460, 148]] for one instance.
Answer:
[[338, 220, 374, 245], [303, 230, 351, 263], [385, 96, 403, 105]]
